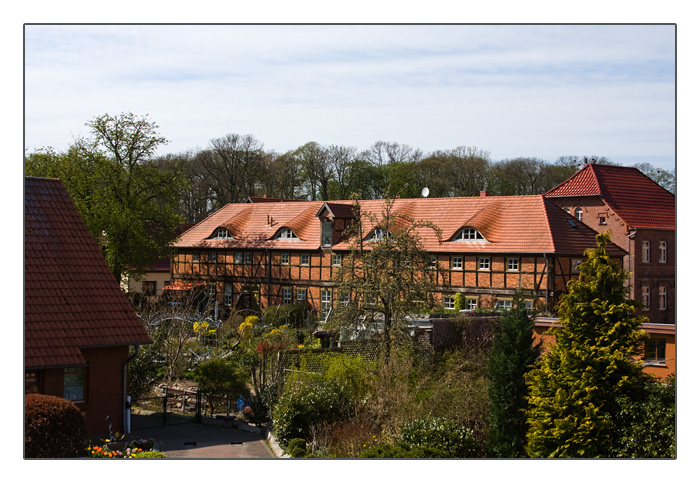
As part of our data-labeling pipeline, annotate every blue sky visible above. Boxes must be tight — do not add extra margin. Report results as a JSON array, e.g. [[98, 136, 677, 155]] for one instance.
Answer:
[[24, 24, 676, 170]]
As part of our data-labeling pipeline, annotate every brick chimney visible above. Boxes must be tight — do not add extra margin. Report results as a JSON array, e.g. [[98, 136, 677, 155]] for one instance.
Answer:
[[480, 190, 490, 197]]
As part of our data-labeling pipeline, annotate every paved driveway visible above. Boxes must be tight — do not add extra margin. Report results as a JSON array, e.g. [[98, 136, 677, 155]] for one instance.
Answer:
[[129, 422, 275, 459]]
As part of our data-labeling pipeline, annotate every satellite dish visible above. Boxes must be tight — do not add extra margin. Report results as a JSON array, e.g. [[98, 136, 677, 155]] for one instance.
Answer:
[[421, 187, 430, 198]]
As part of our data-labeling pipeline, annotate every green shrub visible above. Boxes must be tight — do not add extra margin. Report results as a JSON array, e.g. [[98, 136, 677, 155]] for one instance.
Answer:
[[272, 380, 348, 446], [287, 438, 310, 458], [400, 417, 480, 458], [25, 394, 89, 458], [454, 292, 465, 312], [359, 442, 449, 458], [131, 450, 167, 458]]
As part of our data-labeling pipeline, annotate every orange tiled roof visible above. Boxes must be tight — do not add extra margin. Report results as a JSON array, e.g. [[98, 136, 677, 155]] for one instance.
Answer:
[[25, 177, 151, 369], [175, 195, 625, 257], [544, 163, 675, 230]]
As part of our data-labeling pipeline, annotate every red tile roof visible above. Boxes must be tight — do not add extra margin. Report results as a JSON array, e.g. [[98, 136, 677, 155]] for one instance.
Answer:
[[25, 177, 151, 369], [175, 195, 625, 257], [545, 164, 675, 230]]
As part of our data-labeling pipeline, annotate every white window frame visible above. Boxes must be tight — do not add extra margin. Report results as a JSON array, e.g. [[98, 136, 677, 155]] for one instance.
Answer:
[[659, 285, 667, 311], [282, 287, 293, 305], [332, 253, 342, 266], [244, 252, 252, 264], [301, 254, 310, 266], [571, 258, 584, 273], [224, 284, 233, 306], [479, 257, 491, 271], [297, 288, 307, 301], [368, 227, 391, 241], [276, 227, 299, 240], [642, 241, 650, 263], [444, 296, 455, 309], [507, 258, 519, 271], [208, 251, 217, 263], [280, 253, 290, 265], [322, 221, 333, 247], [451, 256, 463, 270], [453, 227, 485, 241], [429, 255, 437, 269], [321, 290, 332, 317], [659, 241, 667, 263], [641, 285, 650, 311], [193, 252, 200, 262], [496, 299, 512, 311], [64, 367, 86, 402], [466, 297, 478, 310], [574, 207, 583, 221], [207, 283, 216, 297], [212, 227, 234, 239]]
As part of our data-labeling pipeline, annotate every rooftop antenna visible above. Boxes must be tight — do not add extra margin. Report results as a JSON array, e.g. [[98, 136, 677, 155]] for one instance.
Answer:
[[421, 187, 430, 198]]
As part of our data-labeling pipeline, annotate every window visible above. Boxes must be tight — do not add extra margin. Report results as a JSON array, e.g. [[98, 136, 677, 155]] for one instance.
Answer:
[[571, 258, 584, 273], [321, 290, 332, 318], [322, 221, 333, 247], [64, 367, 86, 401], [224, 284, 233, 306], [297, 288, 307, 301], [641, 285, 650, 310], [207, 283, 216, 298], [444, 296, 455, 309], [341, 292, 350, 306], [452, 256, 463, 270], [212, 227, 234, 239], [659, 285, 667, 310], [208, 251, 217, 263], [479, 257, 490, 271], [599, 216, 607, 225], [332, 253, 342, 266], [244, 253, 252, 264], [453, 227, 485, 241], [429, 255, 437, 269], [276, 227, 299, 240], [301, 254, 310, 266], [466, 298, 478, 310], [235, 252, 243, 264], [367, 227, 391, 241], [642, 241, 650, 263], [574, 207, 583, 221], [281, 253, 290, 265], [507, 258, 519, 271], [524, 300, 533, 311], [193, 252, 200, 262], [644, 339, 666, 364], [142, 281, 156, 296], [659, 241, 667, 263], [496, 300, 512, 311], [25, 371, 41, 394], [282, 287, 293, 305], [564, 208, 571, 214]]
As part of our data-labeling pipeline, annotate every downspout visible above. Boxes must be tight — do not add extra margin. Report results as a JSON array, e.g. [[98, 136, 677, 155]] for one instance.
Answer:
[[123, 344, 140, 434], [544, 254, 549, 314]]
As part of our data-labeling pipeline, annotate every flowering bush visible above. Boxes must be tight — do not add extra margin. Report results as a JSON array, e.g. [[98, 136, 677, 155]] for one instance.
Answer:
[[399, 417, 480, 458], [87, 438, 159, 458]]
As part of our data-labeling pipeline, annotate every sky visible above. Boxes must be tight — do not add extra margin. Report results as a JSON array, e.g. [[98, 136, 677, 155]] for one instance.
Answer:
[[23, 24, 676, 171]]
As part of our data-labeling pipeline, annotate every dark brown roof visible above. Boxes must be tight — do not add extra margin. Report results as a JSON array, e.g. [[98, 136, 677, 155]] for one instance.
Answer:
[[25, 177, 151, 369], [545, 163, 675, 230]]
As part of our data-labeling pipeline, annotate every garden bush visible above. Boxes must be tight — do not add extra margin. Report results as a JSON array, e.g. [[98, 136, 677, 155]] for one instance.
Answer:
[[358, 442, 449, 458], [130, 450, 167, 458], [399, 417, 480, 458], [287, 438, 310, 458], [25, 394, 89, 458]]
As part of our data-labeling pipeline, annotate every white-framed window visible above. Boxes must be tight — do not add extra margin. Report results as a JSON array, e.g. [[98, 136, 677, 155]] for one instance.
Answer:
[[659, 285, 667, 310], [297, 288, 307, 301], [429, 255, 437, 269], [444, 296, 455, 309], [64, 367, 86, 401], [276, 227, 299, 240], [451, 256, 463, 270], [244, 252, 252, 264], [193, 252, 200, 262], [565, 207, 571, 214], [212, 227, 234, 239], [524, 300, 533, 310], [453, 227, 486, 241], [507, 258, 519, 271], [479, 257, 490, 271], [280, 253, 290, 265], [282, 287, 293, 305], [642, 241, 650, 263], [574, 207, 583, 221], [332, 253, 342, 266], [641, 285, 650, 310], [496, 299, 512, 311], [321, 290, 332, 317], [301, 254, 310, 265], [466, 298, 478, 310], [224, 284, 233, 306], [571, 258, 584, 273], [367, 227, 391, 241], [208, 251, 217, 263], [235, 252, 243, 264], [644, 339, 666, 364], [598, 213, 607, 225], [659, 241, 667, 263], [207, 283, 216, 298], [341, 292, 350, 306], [322, 221, 333, 247]]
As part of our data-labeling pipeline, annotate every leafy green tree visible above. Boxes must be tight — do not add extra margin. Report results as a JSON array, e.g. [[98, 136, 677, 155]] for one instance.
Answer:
[[193, 357, 249, 416], [453, 292, 465, 312], [486, 292, 540, 457], [524, 233, 649, 457], [332, 197, 445, 360]]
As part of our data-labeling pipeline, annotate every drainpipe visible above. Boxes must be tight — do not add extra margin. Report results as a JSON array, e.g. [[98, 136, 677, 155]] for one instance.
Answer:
[[627, 227, 637, 298], [123, 344, 140, 434]]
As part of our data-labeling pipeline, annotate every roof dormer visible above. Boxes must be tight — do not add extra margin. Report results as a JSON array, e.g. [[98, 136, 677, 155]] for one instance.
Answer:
[[209, 227, 235, 240], [451, 227, 487, 242], [274, 227, 300, 240]]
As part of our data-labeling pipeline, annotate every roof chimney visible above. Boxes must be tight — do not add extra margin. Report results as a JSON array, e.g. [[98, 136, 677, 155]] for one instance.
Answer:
[[480, 190, 490, 197]]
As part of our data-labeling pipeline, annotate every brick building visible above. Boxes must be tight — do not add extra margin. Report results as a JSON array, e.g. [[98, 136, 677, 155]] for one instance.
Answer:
[[171, 194, 625, 318], [24, 177, 152, 435], [544, 163, 676, 377]]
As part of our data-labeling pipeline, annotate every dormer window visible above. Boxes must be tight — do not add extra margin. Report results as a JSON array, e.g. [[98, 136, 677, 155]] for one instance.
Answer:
[[367, 227, 391, 241], [452, 227, 486, 242], [275, 227, 299, 240], [211, 227, 234, 239]]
